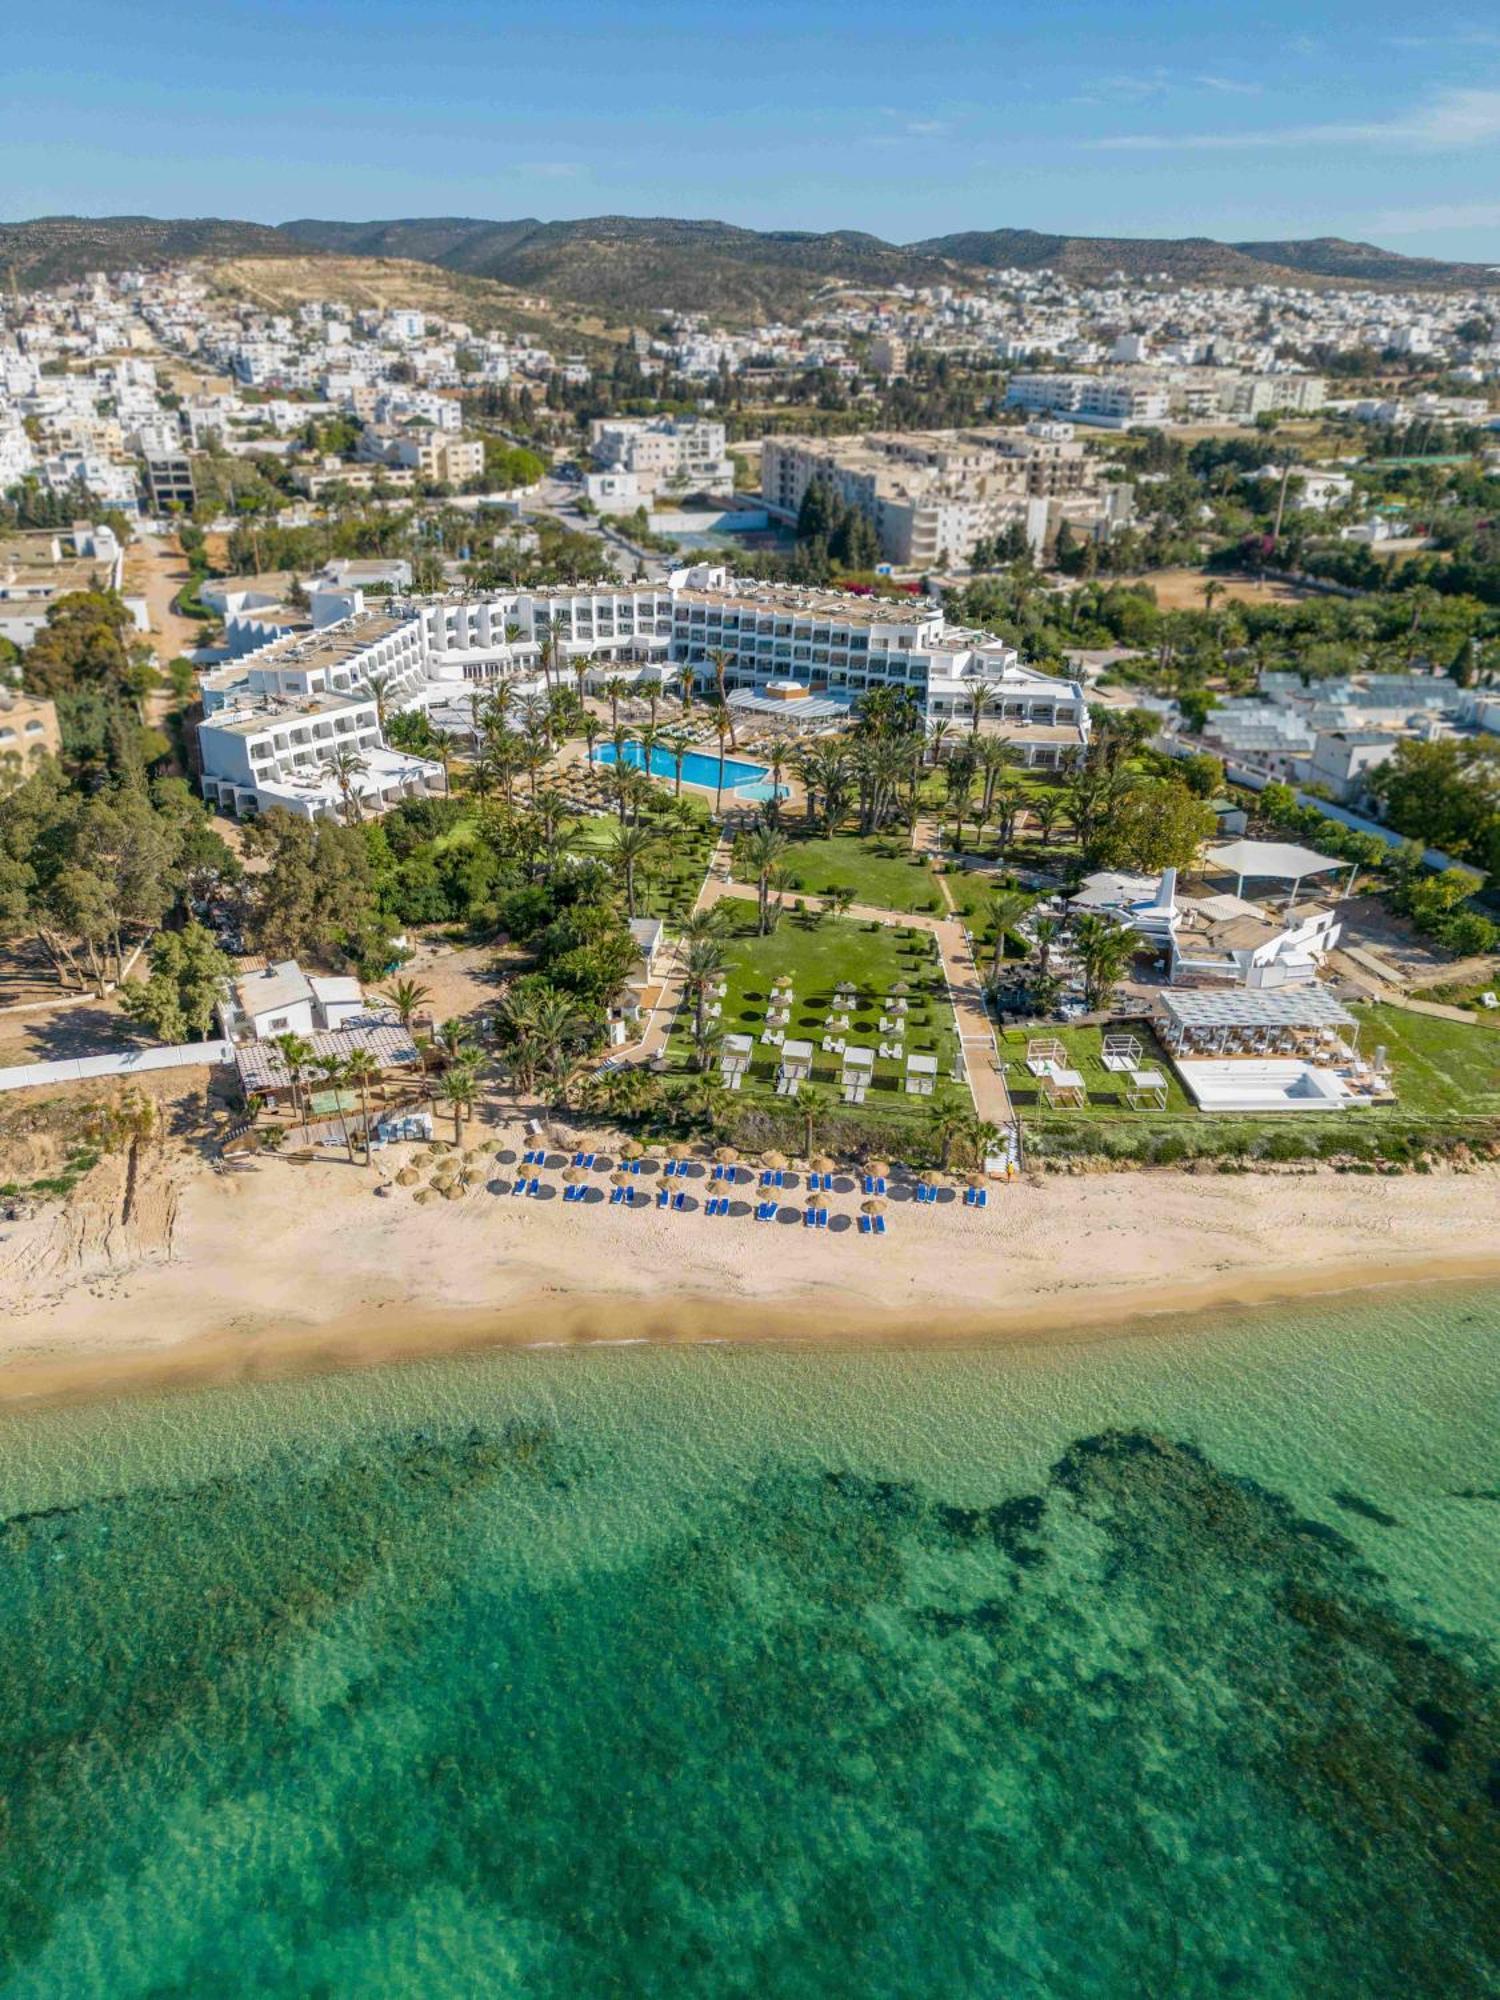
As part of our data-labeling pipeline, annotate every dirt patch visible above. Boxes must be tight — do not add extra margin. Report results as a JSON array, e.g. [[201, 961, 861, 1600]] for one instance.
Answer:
[[1112, 568, 1318, 611]]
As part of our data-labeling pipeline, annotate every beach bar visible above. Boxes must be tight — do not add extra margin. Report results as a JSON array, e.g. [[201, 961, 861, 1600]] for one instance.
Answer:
[[1156, 986, 1390, 1112]]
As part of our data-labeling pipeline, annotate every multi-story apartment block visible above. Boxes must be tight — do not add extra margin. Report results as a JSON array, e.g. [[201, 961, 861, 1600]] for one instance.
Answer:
[[1006, 368, 1325, 428], [0, 688, 62, 770], [760, 426, 1130, 565], [588, 417, 734, 498], [143, 452, 195, 513]]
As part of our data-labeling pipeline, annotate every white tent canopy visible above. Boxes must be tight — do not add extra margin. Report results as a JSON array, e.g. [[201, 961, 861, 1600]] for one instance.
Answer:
[[1203, 838, 1349, 902]]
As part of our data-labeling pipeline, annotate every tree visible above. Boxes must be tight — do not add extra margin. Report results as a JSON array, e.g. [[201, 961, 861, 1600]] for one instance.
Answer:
[[439, 1060, 477, 1143], [797, 1082, 830, 1160], [986, 888, 1034, 976], [342, 1047, 381, 1166], [736, 824, 789, 935], [273, 1031, 316, 1142], [320, 745, 369, 824], [609, 821, 660, 919], [925, 1099, 966, 1170], [379, 976, 430, 1028], [243, 811, 387, 970], [1094, 781, 1217, 875], [683, 937, 727, 1048], [709, 702, 734, 814], [1072, 913, 1135, 1011], [117, 921, 231, 1043]]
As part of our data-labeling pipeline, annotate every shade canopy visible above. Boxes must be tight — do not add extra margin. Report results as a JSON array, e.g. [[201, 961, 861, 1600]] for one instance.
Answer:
[[1204, 839, 1344, 886], [1159, 986, 1355, 1034]]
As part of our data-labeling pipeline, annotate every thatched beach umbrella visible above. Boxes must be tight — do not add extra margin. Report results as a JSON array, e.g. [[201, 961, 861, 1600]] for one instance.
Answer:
[[443, 1183, 465, 1201], [668, 1140, 693, 1160], [413, 1188, 436, 1206], [865, 1159, 890, 1178], [714, 1145, 739, 1164], [811, 1153, 836, 1174], [562, 1164, 588, 1183], [610, 1170, 634, 1187], [763, 1150, 789, 1170], [861, 1197, 887, 1216], [396, 1167, 420, 1187], [892, 981, 910, 997], [619, 1138, 643, 1159], [465, 1146, 487, 1163]]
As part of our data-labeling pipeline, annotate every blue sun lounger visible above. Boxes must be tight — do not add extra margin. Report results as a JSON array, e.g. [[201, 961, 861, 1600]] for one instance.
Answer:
[[629, 1159, 643, 1175], [657, 1185, 670, 1208], [756, 1201, 777, 1222], [803, 1209, 818, 1229], [610, 1185, 628, 1206], [816, 1208, 829, 1228], [874, 1214, 888, 1235], [510, 1177, 528, 1197], [672, 1191, 689, 1212], [526, 1177, 543, 1197], [859, 1215, 872, 1235]]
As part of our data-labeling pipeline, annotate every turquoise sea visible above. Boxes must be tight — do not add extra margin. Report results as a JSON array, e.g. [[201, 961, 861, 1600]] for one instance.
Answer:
[[0, 1286, 1497, 1998]]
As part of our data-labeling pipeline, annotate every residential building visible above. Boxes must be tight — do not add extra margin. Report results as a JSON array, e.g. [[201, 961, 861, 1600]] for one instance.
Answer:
[[588, 417, 734, 498], [143, 451, 195, 513], [0, 687, 61, 769], [0, 522, 125, 648]]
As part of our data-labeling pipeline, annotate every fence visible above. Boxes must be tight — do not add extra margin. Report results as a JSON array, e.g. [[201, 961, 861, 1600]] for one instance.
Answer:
[[0, 1039, 233, 1096]]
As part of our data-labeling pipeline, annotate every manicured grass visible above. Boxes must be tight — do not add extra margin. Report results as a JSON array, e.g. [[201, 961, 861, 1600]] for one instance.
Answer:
[[570, 807, 715, 923], [664, 905, 967, 1126], [998, 1024, 1195, 1118], [1361, 1003, 1500, 1121], [759, 832, 946, 915]]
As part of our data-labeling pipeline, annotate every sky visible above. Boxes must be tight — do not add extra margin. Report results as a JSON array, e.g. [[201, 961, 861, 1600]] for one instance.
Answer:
[[5, 0, 1500, 259]]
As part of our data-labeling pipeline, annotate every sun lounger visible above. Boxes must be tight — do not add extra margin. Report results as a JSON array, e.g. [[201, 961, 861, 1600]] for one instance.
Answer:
[[630, 1160, 642, 1175], [610, 1185, 627, 1205], [510, 1178, 528, 1197], [673, 1191, 688, 1211], [874, 1214, 887, 1235], [756, 1201, 775, 1221], [803, 1209, 818, 1228], [859, 1215, 872, 1234], [527, 1177, 542, 1196], [915, 1182, 931, 1202], [974, 1188, 987, 1208], [760, 1170, 773, 1188], [816, 1209, 829, 1228], [657, 1186, 670, 1208]]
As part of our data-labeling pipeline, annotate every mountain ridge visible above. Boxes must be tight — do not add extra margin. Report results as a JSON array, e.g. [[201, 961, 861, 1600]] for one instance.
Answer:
[[1, 212, 1493, 318]]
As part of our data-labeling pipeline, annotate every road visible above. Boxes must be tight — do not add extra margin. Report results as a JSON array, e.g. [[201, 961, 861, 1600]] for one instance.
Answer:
[[125, 534, 206, 665]]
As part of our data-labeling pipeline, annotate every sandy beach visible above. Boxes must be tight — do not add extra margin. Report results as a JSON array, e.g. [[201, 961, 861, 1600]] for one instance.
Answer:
[[2, 1131, 1498, 1407]]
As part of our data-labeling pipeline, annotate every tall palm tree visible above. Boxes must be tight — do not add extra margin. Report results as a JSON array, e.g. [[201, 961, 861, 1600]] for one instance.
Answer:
[[965, 677, 999, 736], [709, 701, 734, 814], [378, 977, 430, 1029], [273, 1031, 316, 1143], [925, 1098, 966, 1171], [707, 649, 736, 744], [683, 937, 727, 1045], [435, 1018, 475, 1066], [796, 1082, 830, 1161], [439, 1063, 476, 1144], [987, 889, 1034, 976], [662, 727, 694, 800], [365, 670, 393, 727], [320, 745, 369, 824], [610, 821, 660, 919], [602, 675, 631, 731], [342, 1047, 381, 1167], [679, 905, 728, 947], [765, 740, 788, 825], [313, 1052, 355, 1161], [737, 824, 789, 936]]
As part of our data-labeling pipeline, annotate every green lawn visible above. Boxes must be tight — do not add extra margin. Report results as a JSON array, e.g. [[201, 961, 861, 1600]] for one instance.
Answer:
[[663, 905, 967, 1128], [998, 1023, 1196, 1119], [1361, 1003, 1500, 1121], [764, 833, 947, 916], [571, 807, 715, 923]]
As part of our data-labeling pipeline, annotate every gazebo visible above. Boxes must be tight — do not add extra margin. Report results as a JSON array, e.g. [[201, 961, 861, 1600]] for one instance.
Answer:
[[1040, 1065, 1087, 1107], [1203, 838, 1354, 910], [1156, 985, 1358, 1058], [776, 1039, 814, 1096], [719, 1032, 753, 1090], [840, 1045, 875, 1104], [1124, 1067, 1168, 1109], [905, 1053, 938, 1097]]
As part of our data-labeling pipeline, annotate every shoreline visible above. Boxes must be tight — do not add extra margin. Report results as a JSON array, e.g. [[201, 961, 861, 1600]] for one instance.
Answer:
[[1, 1138, 1498, 1408]]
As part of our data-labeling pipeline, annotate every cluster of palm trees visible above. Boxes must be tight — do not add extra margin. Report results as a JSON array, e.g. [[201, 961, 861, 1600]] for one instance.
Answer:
[[979, 890, 1135, 1019], [270, 1030, 382, 1162]]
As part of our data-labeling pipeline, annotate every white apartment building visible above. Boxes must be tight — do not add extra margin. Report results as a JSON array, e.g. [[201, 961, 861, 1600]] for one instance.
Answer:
[[760, 426, 1130, 565], [588, 417, 734, 498], [1006, 369, 1325, 428]]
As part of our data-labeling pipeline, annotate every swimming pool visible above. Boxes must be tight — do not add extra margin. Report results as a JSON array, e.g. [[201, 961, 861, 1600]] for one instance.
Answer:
[[592, 740, 778, 799]]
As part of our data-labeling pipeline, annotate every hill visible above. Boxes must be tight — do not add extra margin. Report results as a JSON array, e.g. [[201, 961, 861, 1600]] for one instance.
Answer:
[[284, 214, 959, 318], [2, 213, 1490, 318], [0, 215, 308, 288]]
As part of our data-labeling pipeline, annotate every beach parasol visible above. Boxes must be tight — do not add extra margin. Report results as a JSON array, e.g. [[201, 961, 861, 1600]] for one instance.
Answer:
[[443, 1183, 465, 1201], [762, 1149, 789, 1170], [619, 1138, 643, 1159], [804, 1190, 823, 1207], [396, 1167, 420, 1186], [892, 981, 910, 997], [865, 1159, 890, 1178], [714, 1145, 739, 1164], [374, 1183, 393, 1198], [861, 1197, 887, 1215], [811, 1153, 837, 1174], [610, 1170, 634, 1188], [668, 1140, 694, 1160], [413, 1188, 436, 1206], [562, 1164, 588, 1183], [465, 1146, 487, 1163]]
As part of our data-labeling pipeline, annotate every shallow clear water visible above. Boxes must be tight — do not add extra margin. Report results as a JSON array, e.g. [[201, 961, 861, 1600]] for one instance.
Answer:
[[1, 1286, 1497, 1997]]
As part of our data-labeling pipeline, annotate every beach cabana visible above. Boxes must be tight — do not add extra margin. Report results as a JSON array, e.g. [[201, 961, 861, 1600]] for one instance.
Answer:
[[1101, 1032, 1143, 1074], [1025, 1037, 1066, 1077], [1125, 1067, 1168, 1109], [905, 1053, 938, 1098], [1040, 1065, 1087, 1107], [719, 1032, 753, 1090], [776, 1039, 814, 1096], [840, 1045, 875, 1104]]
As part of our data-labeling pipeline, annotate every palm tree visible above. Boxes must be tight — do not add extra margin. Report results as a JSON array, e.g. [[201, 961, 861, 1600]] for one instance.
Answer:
[[709, 701, 733, 814], [342, 1047, 381, 1167], [991, 779, 1026, 863], [1073, 913, 1135, 1011], [679, 905, 728, 948], [610, 821, 660, 919], [602, 675, 631, 731], [379, 977, 430, 1030], [273, 1031, 316, 1143], [435, 1018, 475, 1067], [662, 727, 694, 800], [1030, 789, 1064, 850], [365, 669, 393, 727], [320, 745, 369, 824], [765, 740, 788, 825], [965, 677, 998, 736], [737, 824, 789, 935], [313, 1052, 355, 1160], [439, 1063, 476, 1144], [956, 1114, 1001, 1174], [925, 1099, 966, 1171], [987, 888, 1033, 976], [683, 938, 727, 1046], [796, 1082, 830, 1161], [707, 649, 737, 745]]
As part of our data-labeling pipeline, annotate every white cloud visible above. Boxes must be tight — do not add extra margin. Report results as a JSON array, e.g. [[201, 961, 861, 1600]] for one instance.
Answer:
[[1194, 74, 1261, 96], [1090, 85, 1500, 152], [905, 119, 951, 136]]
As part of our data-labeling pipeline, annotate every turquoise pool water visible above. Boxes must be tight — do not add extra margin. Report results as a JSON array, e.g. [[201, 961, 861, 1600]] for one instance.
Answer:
[[2, 1286, 1496, 1995], [593, 740, 774, 796]]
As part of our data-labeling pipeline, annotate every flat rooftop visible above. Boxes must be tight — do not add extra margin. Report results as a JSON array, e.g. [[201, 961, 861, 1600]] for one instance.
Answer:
[[244, 610, 412, 674]]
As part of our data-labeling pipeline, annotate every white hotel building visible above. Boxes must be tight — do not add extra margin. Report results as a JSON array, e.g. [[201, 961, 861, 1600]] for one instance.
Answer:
[[196, 567, 1089, 815]]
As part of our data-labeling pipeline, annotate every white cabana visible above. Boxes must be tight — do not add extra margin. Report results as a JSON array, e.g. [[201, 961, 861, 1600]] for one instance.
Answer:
[[1204, 839, 1353, 906]]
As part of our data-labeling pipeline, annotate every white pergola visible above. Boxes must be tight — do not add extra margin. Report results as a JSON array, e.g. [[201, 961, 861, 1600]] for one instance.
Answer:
[[1157, 985, 1358, 1057], [1203, 838, 1355, 909]]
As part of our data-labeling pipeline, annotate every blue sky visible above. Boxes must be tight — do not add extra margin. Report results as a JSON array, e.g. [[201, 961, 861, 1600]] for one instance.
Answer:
[[5, 0, 1500, 257]]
